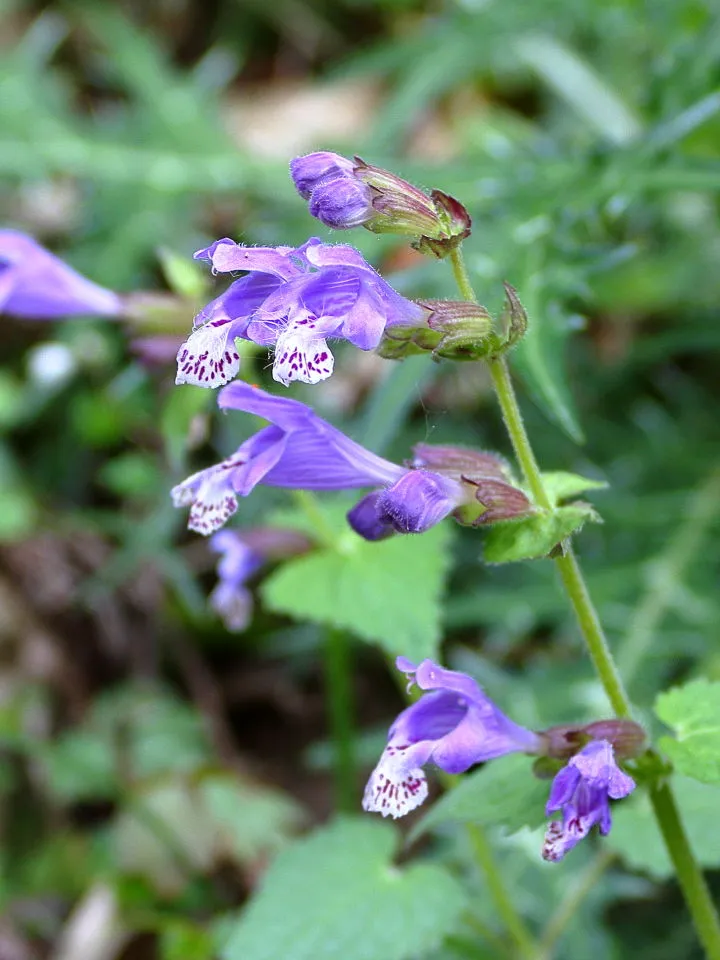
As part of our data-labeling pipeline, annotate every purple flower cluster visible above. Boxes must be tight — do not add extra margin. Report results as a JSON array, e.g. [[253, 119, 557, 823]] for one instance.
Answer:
[[363, 657, 636, 861], [176, 237, 422, 389], [0, 230, 122, 319]]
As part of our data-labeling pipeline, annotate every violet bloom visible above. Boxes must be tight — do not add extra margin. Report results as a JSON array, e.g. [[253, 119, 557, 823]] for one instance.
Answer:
[[0, 230, 122, 318], [171, 382, 470, 537], [209, 527, 312, 631], [363, 657, 541, 819], [176, 237, 423, 389], [542, 740, 635, 862], [208, 531, 264, 632]]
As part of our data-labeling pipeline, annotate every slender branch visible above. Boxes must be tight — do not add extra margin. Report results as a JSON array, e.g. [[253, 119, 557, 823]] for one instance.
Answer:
[[534, 849, 615, 960], [618, 465, 720, 686], [649, 781, 720, 960], [467, 823, 535, 959]]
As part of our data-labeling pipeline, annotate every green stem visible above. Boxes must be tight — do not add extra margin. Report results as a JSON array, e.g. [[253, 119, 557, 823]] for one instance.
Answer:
[[448, 243, 720, 960], [534, 849, 615, 960], [324, 627, 355, 813], [618, 465, 720, 686], [649, 781, 720, 960], [467, 823, 535, 959], [554, 548, 632, 718]]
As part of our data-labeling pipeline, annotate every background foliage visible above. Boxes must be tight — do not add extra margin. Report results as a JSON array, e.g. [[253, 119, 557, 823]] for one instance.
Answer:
[[1, 0, 719, 958]]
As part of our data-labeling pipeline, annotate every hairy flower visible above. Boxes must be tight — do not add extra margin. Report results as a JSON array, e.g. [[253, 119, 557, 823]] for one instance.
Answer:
[[172, 385, 512, 538], [176, 238, 423, 388], [363, 657, 541, 819], [172, 382, 406, 535], [0, 230, 122, 318], [542, 740, 636, 862]]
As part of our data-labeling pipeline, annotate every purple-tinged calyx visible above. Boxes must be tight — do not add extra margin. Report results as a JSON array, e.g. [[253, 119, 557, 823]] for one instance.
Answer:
[[538, 719, 647, 762], [176, 237, 423, 389], [362, 657, 541, 819], [209, 527, 312, 631], [542, 740, 635, 863], [410, 443, 533, 525], [0, 230, 122, 319]]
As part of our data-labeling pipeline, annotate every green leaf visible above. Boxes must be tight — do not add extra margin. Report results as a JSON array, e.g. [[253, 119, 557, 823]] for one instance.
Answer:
[[540, 471, 608, 508], [161, 385, 214, 471], [157, 247, 208, 300], [655, 679, 720, 784], [221, 818, 466, 960], [482, 504, 600, 563], [261, 523, 452, 661], [608, 777, 720, 878], [410, 755, 549, 841]]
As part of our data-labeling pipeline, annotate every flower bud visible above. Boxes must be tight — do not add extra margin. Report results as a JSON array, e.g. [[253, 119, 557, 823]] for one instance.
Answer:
[[538, 719, 647, 761], [376, 300, 493, 362], [347, 491, 396, 541], [290, 151, 357, 199], [289, 152, 472, 256], [308, 176, 375, 229]]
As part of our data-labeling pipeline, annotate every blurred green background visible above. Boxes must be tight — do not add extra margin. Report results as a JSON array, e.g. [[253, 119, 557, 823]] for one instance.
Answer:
[[1, 0, 720, 958]]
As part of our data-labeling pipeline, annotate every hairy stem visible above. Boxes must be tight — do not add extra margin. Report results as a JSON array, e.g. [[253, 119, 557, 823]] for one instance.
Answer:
[[467, 823, 535, 958], [448, 244, 720, 960]]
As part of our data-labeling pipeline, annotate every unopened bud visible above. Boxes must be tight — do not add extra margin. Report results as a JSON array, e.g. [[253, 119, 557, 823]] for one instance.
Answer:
[[290, 152, 472, 256], [538, 719, 646, 761]]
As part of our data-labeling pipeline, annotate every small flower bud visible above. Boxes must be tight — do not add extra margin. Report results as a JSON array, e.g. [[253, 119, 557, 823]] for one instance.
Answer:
[[290, 152, 472, 256], [308, 176, 375, 229], [290, 151, 357, 199], [538, 719, 647, 761], [347, 491, 395, 541], [377, 470, 464, 534]]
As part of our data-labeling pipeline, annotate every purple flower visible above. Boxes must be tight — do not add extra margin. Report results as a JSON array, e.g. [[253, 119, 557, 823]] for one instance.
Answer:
[[209, 531, 264, 632], [363, 657, 542, 819], [291, 153, 374, 229], [176, 237, 423, 389], [171, 382, 471, 537], [542, 740, 635, 862], [209, 527, 313, 631], [0, 230, 122, 318]]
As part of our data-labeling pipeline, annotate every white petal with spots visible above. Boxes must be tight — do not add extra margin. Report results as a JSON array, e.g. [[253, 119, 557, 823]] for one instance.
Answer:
[[176, 319, 240, 388]]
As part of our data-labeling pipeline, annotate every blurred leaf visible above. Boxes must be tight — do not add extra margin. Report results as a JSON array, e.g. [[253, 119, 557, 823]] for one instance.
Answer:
[[262, 522, 452, 661], [540, 471, 608, 507], [515, 35, 641, 145], [162, 385, 214, 470], [482, 504, 600, 563], [161, 921, 216, 960], [158, 247, 208, 301], [41, 686, 211, 801], [221, 818, 466, 960], [411, 755, 548, 841], [113, 771, 302, 893], [655, 679, 720, 784], [608, 777, 720, 878]]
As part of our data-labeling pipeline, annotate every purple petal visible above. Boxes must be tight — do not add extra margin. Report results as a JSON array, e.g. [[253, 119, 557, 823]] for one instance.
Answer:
[[0, 230, 122, 318], [193, 273, 283, 331], [195, 239, 300, 280], [308, 176, 374, 228], [410, 659, 483, 701], [391, 690, 468, 744], [290, 152, 357, 198], [546, 765, 581, 815], [377, 470, 463, 534], [303, 242, 374, 271], [347, 492, 395, 541], [209, 530, 264, 583]]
